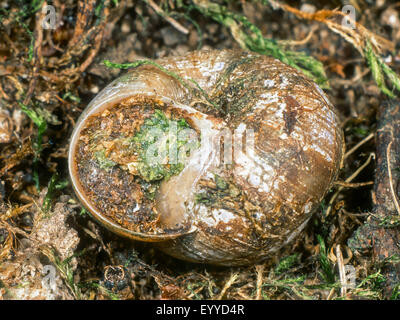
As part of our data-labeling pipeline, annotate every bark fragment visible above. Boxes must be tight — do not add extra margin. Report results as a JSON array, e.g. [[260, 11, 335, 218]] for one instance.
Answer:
[[350, 99, 400, 298], [372, 99, 400, 298]]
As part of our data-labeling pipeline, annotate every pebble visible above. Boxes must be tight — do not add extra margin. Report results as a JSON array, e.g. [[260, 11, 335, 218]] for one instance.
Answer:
[[160, 26, 187, 46], [300, 3, 316, 14], [381, 7, 399, 29]]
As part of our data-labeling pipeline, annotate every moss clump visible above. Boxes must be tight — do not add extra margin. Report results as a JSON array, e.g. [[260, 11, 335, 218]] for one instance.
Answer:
[[92, 109, 199, 183], [130, 109, 199, 182]]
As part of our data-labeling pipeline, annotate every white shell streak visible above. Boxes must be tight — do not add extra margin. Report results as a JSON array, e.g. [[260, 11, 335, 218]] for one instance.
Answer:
[[155, 104, 223, 228]]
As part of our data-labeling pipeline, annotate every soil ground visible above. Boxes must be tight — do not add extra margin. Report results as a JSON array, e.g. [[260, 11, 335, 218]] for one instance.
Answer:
[[0, 0, 400, 300]]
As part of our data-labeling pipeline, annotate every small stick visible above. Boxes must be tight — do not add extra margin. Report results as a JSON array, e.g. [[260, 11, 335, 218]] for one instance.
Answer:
[[386, 140, 400, 215], [344, 132, 374, 160], [255, 265, 264, 300], [216, 272, 238, 300], [146, 0, 189, 34], [279, 25, 318, 46], [336, 244, 347, 297], [326, 153, 375, 217], [326, 287, 335, 300], [334, 181, 374, 188]]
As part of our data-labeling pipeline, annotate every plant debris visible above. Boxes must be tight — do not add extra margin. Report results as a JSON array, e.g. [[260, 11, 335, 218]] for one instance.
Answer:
[[1, 0, 400, 300]]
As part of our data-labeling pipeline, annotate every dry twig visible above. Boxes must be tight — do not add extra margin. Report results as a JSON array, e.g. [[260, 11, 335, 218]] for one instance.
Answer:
[[146, 0, 189, 34]]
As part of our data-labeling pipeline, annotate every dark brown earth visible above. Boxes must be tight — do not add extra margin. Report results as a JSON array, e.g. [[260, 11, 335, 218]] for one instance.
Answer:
[[0, 0, 400, 300]]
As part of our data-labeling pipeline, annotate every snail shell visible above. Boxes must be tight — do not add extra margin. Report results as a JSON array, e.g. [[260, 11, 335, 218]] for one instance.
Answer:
[[69, 49, 344, 266]]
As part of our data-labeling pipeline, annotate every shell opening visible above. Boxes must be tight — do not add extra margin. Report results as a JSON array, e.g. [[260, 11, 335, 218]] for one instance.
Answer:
[[72, 96, 221, 237]]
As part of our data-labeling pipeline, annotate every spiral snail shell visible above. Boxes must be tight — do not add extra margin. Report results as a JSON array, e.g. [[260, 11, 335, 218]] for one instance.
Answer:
[[69, 49, 344, 266]]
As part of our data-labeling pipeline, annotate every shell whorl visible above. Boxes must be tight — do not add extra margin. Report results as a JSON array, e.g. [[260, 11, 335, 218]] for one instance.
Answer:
[[69, 49, 344, 266]]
